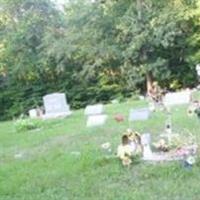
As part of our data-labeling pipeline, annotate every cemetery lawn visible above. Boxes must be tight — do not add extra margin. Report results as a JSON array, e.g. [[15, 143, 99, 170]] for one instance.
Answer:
[[1, 99, 200, 200]]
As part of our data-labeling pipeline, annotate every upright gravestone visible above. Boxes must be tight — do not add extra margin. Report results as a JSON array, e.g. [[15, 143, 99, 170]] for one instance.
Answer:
[[43, 93, 72, 119], [29, 109, 38, 119], [129, 108, 150, 121], [84, 104, 104, 116], [84, 104, 107, 127], [196, 64, 200, 88], [29, 107, 43, 119], [196, 64, 200, 77], [163, 90, 191, 107], [141, 133, 153, 160]]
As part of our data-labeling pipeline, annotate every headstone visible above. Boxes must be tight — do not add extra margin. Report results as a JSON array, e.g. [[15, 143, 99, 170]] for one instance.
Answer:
[[85, 104, 107, 127], [43, 93, 72, 119], [29, 107, 43, 119], [129, 108, 150, 121], [84, 104, 104, 116], [141, 133, 153, 160], [29, 109, 38, 119], [163, 90, 191, 107], [86, 114, 107, 127], [196, 64, 200, 76], [86, 114, 108, 127]]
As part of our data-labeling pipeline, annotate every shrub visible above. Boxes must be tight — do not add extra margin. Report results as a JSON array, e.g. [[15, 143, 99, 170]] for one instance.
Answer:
[[14, 117, 42, 132]]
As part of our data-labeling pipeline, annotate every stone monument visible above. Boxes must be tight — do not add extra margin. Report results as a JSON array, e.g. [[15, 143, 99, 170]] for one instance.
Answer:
[[163, 90, 191, 107], [84, 104, 107, 127], [196, 64, 200, 77], [84, 104, 104, 116], [141, 133, 153, 160], [29, 109, 38, 119], [42, 93, 72, 119], [129, 108, 150, 121]]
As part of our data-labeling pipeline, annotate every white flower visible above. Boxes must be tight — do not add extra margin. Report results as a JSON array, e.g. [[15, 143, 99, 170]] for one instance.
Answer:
[[101, 142, 111, 150], [122, 157, 132, 166], [186, 156, 195, 165]]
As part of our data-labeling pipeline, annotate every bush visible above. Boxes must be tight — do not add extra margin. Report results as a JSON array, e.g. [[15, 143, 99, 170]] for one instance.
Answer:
[[14, 117, 42, 132]]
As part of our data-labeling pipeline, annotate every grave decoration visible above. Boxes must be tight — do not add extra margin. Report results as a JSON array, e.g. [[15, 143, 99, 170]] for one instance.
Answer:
[[153, 139, 169, 152], [116, 128, 198, 166], [159, 114, 179, 144], [114, 114, 125, 122], [187, 100, 200, 118], [101, 142, 112, 156], [182, 155, 196, 170], [101, 142, 111, 150], [143, 133, 197, 162], [195, 107, 200, 119], [117, 129, 142, 166]]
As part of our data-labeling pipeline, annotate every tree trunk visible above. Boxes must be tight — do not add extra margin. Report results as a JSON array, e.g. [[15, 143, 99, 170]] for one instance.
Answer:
[[146, 72, 153, 94]]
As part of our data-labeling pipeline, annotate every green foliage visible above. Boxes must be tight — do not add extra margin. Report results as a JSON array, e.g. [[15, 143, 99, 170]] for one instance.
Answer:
[[0, 0, 200, 120], [14, 117, 41, 132]]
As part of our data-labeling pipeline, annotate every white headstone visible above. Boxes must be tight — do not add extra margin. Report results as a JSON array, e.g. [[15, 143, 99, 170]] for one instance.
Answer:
[[43, 93, 71, 119], [196, 64, 200, 76], [86, 115, 107, 127], [141, 133, 153, 160], [129, 108, 150, 121], [84, 104, 104, 116], [163, 90, 191, 107], [29, 109, 38, 119]]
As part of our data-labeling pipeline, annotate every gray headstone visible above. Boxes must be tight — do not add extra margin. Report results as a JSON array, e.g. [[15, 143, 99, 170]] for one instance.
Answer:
[[84, 104, 104, 116], [129, 108, 150, 121], [163, 90, 191, 107], [43, 93, 71, 119]]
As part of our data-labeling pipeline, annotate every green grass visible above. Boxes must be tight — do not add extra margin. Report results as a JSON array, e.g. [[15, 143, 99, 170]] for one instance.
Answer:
[[1, 99, 200, 200]]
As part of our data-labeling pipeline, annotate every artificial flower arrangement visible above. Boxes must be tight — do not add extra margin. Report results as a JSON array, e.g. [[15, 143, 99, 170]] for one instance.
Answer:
[[187, 100, 200, 118], [117, 129, 142, 166]]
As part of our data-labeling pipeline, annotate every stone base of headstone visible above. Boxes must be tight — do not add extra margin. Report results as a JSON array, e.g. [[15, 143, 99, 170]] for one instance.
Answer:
[[42, 111, 72, 119]]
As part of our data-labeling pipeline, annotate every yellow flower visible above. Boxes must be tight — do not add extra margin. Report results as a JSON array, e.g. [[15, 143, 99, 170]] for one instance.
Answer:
[[122, 157, 132, 166]]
